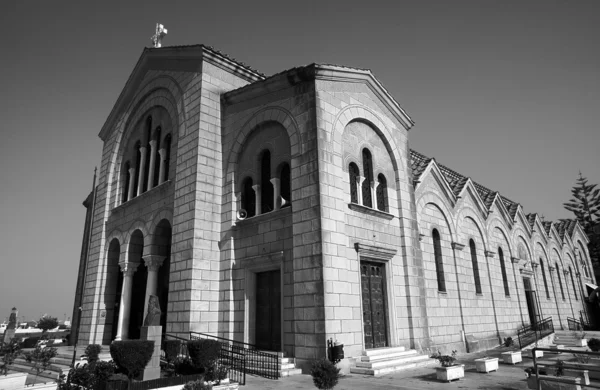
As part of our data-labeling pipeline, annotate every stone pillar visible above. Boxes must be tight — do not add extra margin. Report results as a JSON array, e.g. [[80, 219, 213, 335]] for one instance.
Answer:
[[140, 327, 161, 380], [127, 168, 136, 200], [137, 146, 147, 195], [511, 256, 527, 325], [233, 191, 242, 226], [146, 140, 157, 191], [357, 176, 365, 205], [370, 180, 376, 208], [115, 263, 138, 340], [271, 178, 281, 211], [143, 255, 165, 315], [252, 184, 261, 216], [158, 148, 167, 185]]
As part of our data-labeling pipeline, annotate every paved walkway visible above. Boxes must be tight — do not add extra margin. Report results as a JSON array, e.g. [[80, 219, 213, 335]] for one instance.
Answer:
[[244, 348, 533, 390]]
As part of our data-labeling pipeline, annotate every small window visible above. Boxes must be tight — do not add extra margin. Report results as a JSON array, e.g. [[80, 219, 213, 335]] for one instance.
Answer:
[[540, 259, 550, 299], [557, 262, 565, 300], [260, 150, 273, 213], [242, 177, 256, 218], [498, 248, 510, 296], [349, 163, 359, 204], [569, 266, 578, 300], [143, 117, 152, 192], [133, 141, 142, 197], [432, 229, 446, 292], [153, 127, 162, 187], [280, 163, 291, 207], [470, 239, 482, 294], [164, 134, 172, 181], [376, 174, 388, 212], [361, 149, 373, 208]]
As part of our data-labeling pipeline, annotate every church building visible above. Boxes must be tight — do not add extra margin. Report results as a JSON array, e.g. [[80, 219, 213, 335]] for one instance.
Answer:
[[73, 44, 597, 372]]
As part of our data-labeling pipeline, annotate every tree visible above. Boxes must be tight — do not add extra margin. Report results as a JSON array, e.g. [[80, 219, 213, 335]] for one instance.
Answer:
[[563, 172, 600, 271], [36, 315, 59, 332], [24, 345, 58, 382]]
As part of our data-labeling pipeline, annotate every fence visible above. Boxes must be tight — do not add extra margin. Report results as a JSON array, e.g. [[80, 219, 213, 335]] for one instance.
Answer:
[[517, 317, 554, 349], [530, 347, 600, 389]]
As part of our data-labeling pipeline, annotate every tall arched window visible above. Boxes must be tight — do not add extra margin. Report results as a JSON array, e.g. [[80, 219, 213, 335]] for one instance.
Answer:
[[361, 149, 373, 208], [260, 150, 273, 213], [349, 163, 359, 204], [280, 163, 291, 207], [164, 134, 172, 181], [122, 161, 131, 203], [540, 259, 550, 299], [376, 174, 388, 212], [242, 177, 255, 218], [143, 117, 152, 192], [133, 141, 142, 197], [556, 262, 565, 300], [153, 127, 162, 187], [569, 266, 578, 300], [469, 239, 482, 294], [432, 229, 446, 292], [498, 248, 510, 296], [581, 251, 589, 278]]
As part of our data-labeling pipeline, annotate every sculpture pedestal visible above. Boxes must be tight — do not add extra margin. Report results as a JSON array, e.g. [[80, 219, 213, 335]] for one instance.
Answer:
[[141, 326, 162, 381]]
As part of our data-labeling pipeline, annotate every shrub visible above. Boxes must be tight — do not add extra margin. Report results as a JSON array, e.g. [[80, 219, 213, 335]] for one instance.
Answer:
[[205, 363, 228, 384], [187, 339, 221, 371], [85, 344, 102, 364], [182, 379, 212, 390], [24, 345, 58, 381], [57, 360, 116, 390], [310, 358, 341, 390], [110, 340, 154, 381], [36, 315, 59, 332], [173, 356, 199, 376], [162, 339, 182, 363], [0, 338, 22, 375], [430, 350, 458, 368], [503, 337, 514, 348], [588, 338, 600, 352]]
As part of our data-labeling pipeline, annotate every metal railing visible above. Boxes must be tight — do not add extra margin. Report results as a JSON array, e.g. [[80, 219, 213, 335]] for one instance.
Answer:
[[190, 332, 279, 381], [567, 317, 583, 331], [517, 317, 554, 349], [530, 347, 600, 389]]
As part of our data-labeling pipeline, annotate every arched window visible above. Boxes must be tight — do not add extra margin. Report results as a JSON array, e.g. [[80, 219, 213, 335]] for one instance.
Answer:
[[376, 174, 388, 212], [143, 117, 152, 192], [361, 149, 373, 208], [153, 127, 162, 187], [133, 141, 142, 197], [122, 161, 131, 203], [164, 134, 172, 181], [432, 229, 446, 292], [242, 177, 255, 218], [260, 150, 273, 213], [569, 266, 578, 300], [469, 239, 482, 294], [556, 262, 565, 300], [540, 259, 550, 299], [280, 163, 291, 207], [349, 163, 359, 204], [498, 248, 510, 296], [581, 251, 589, 278]]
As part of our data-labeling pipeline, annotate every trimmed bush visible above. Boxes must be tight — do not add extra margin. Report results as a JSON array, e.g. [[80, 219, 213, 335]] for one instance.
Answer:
[[37, 315, 59, 332], [110, 340, 154, 380], [187, 339, 220, 371], [182, 379, 212, 390], [58, 361, 117, 390], [85, 344, 102, 364], [588, 338, 600, 352], [173, 356, 199, 376], [162, 339, 182, 363], [310, 358, 341, 390]]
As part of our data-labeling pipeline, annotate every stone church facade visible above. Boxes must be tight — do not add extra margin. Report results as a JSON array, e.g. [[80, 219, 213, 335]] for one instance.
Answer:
[[74, 45, 597, 370]]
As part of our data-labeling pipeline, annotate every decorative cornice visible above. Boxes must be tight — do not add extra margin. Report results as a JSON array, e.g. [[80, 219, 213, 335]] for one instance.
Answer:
[[520, 268, 534, 276], [418, 234, 425, 242], [485, 250, 496, 258], [531, 262, 539, 269], [549, 266, 555, 271], [564, 269, 570, 276], [451, 242, 465, 251], [143, 255, 166, 271], [354, 242, 397, 261], [348, 203, 394, 220], [511, 257, 520, 264], [119, 262, 140, 276]]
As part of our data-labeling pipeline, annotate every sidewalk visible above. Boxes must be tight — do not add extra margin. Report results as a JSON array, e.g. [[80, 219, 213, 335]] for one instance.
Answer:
[[244, 348, 533, 390]]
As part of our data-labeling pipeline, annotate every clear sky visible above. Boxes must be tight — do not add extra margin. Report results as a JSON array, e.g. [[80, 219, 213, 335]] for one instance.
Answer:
[[1, 0, 598, 322]]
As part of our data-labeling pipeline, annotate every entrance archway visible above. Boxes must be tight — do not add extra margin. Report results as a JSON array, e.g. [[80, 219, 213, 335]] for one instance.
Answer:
[[152, 219, 172, 332], [104, 239, 123, 343], [128, 230, 147, 339]]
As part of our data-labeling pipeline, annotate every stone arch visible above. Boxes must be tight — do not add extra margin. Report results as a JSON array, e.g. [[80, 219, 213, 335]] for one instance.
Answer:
[[455, 206, 489, 251], [151, 219, 172, 330], [106, 229, 126, 249], [125, 220, 151, 258], [149, 208, 174, 235], [415, 192, 456, 242], [487, 216, 513, 258], [125, 229, 147, 339], [103, 238, 123, 343]]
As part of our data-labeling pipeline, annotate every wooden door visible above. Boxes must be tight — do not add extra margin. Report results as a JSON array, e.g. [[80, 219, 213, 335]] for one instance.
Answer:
[[361, 261, 388, 349], [255, 270, 281, 351]]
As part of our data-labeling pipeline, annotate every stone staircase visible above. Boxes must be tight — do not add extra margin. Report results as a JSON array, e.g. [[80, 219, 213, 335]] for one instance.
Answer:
[[350, 346, 436, 376], [245, 351, 301, 377], [554, 330, 600, 348], [9, 350, 73, 382]]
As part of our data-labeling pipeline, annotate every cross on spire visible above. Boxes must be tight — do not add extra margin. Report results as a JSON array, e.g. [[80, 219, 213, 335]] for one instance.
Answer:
[[151, 23, 168, 48]]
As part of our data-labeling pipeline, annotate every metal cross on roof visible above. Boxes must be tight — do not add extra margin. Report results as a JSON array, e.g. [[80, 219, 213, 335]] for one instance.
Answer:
[[151, 23, 168, 48]]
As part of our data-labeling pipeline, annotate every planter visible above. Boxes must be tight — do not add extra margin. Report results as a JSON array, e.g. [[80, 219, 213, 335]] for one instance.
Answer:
[[0, 372, 28, 390], [474, 357, 499, 373], [563, 369, 589, 386], [526, 375, 581, 390], [435, 364, 465, 382], [574, 339, 587, 347], [501, 351, 522, 365], [549, 345, 564, 354], [531, 349, 544, 358]]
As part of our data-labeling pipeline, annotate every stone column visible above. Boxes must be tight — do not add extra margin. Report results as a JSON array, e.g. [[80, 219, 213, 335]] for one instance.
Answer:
[[158, 148, 167, 185], [271, 178, 281, 211], [451, 242, 468, 350], [137, 146, 147, 195], [146, 140, 157, 191], [252, 184, 261, 216], [357, 177, 365, 205], [127, 167, 136, 200], [511, 256, 527, 325], [370, 180, 376, 208], [143, 255, 165, 315], [115, 263, 138, 340]]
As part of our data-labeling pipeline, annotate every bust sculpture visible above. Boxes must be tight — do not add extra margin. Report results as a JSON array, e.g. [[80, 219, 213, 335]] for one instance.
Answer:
[[143, 295, 162, 326]]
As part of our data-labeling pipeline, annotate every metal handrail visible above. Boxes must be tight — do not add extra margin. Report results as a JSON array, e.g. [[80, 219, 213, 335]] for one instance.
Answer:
[[531, 347, 600, 389], [517, 317, 554, 349], [567, 317, 583, 331], [189, 331, 262, 350]]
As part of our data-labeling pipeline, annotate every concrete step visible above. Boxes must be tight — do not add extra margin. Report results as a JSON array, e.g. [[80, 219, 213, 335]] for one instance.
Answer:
[[13, 359, 69, 374], [355, 353, 430, 369], [362, 346, 406, 357], [360, 349, 418, 362], [9, 363, 60, 382], [280, 368, 302, 377], [350, 357, 436, 376]]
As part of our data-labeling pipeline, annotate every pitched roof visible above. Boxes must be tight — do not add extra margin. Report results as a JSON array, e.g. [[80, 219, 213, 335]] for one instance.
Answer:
[[543, 221, 553, 236], [526, 213, 537, 229], [409, 150, 432, 183], [557, 219, 578, 240]]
